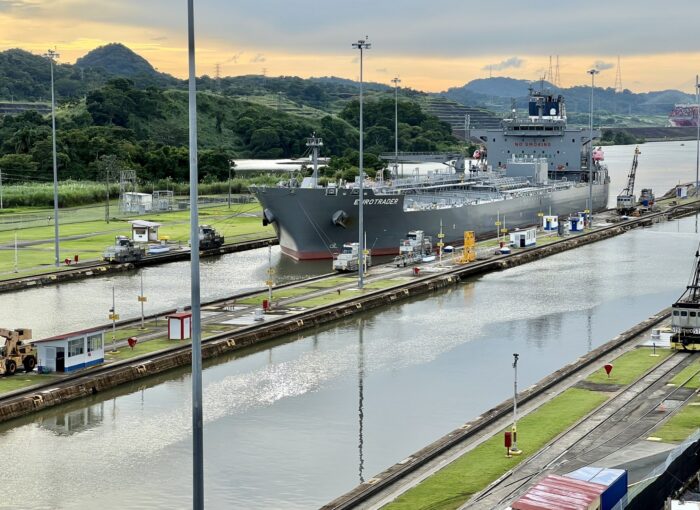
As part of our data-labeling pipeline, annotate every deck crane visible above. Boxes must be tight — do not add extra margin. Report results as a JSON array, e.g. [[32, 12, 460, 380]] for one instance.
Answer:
[[616, 146, 641, 215], [671, 245, 700, 351]]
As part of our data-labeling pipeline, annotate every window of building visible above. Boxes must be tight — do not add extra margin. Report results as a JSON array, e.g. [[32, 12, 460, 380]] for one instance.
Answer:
[[690, 312, 697, 317], [673, 310, 680, 316], [68, 338, 84, 357], [681, 311, 688, 317], [87, 334, 102, 353]]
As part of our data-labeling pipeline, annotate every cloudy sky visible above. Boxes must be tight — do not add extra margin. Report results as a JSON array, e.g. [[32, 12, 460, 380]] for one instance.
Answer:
[[1, 0, 698, 92]]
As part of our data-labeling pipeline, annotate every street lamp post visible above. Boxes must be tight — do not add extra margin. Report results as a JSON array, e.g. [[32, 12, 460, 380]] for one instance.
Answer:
[[352, 38, 371, 290], [227, 159, 234, 209], [511, 353, 522, 455], [44, 49, 60, 267], [186, 0, 204, 508], [392, 76, 401, 180], [587, 68, 599, 228], [695, 75, 699, 198]]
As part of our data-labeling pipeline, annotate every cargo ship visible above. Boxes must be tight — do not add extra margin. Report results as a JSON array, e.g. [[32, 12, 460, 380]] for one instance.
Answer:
[[252, 90, 610, 260], [668, 104, 699, 128]]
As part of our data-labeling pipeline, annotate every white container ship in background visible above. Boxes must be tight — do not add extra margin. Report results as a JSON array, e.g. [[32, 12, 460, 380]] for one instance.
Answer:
[[668, 104, 699, 127], [252, 90, 610, 260]]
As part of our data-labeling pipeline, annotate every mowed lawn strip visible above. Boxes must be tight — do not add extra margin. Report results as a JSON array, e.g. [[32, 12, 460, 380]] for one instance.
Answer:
[[0, 373, 63, 395], [669, 358, 700, 389], [586, 347, 673, 385], [383, 388, 609, 510], [653, 396, 700, 443]]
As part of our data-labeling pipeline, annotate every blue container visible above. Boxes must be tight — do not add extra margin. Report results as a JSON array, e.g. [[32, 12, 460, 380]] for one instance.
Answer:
[[565, 466, 628, 510]]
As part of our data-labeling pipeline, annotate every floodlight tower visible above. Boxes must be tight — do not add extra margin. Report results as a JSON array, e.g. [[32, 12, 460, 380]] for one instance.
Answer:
[[43, 49, 60, 267], [352, 38, 371, 290], [391, 76, 401, 179], [587, 68, 599, 227]]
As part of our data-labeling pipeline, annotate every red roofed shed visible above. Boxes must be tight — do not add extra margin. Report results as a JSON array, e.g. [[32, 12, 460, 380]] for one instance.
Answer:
[[511, 474, 606, 510]]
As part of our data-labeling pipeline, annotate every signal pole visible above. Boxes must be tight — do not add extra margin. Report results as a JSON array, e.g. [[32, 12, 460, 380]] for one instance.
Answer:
[[392, 76, 401, 179], [587, 68, 599, 227]]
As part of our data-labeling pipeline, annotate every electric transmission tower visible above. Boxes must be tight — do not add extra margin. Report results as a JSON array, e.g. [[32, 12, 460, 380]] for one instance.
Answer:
[[613, 56, 623, 93], [554, 55, 561, 88], [546, 56, 553, 84]]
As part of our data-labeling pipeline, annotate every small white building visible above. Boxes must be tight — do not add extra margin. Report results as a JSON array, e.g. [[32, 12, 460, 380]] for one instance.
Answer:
[[542, 215, 559, 231], [34, 328, 105, 373], [676, 185, 689, 199], [167, 312, 192, 340], [122, 192, 153, 214], [509, 228, 537, 248], [130, 220, 161, 243]]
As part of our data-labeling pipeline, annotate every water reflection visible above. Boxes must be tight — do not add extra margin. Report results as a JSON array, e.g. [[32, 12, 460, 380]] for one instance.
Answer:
[[40, 402, 104, 436], [358, 318, 365, 484]]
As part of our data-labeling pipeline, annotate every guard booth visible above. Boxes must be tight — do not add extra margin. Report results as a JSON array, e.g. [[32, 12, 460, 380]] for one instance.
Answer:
[[542, 215, 558, 231], [167, 312, 192, 340], [509, 228, 536, 248], [676, 185, 689, 199], [34, 328, 105, 373], [130, 220, 161, 243]]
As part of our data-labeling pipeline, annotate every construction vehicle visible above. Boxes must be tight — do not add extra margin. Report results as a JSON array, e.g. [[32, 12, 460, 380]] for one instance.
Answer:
[[394, 230, 433, 267], [199, 225, 224, 250], [671, 244, 700, 351], [616, 146, 641, 215], [103, 236, 145, 263], [0, 328, 36, 375], [638, 188, 655, 211], [333, 242, 372, 272]]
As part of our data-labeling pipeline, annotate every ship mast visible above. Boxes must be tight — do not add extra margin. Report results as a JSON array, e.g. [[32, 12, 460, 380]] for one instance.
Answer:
[[306, 133, 323, 188]]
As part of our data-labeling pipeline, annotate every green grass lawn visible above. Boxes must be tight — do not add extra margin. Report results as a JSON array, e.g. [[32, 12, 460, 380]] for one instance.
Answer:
[[236, 287, 313, 305], [653, 396, 700, 443], [384, 388, 609, 510], [364, 278, 411, 290], [586, 347, 673, 385], [306, 276, 356, 288], [105, 337, 184, 361], [669, 358, 700, 389], [0, 203, 273, 276], [0, 373, 63, 395]]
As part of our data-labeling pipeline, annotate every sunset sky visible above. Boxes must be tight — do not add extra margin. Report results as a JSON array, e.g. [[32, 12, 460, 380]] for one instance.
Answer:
[[1, 0, 698, 93]]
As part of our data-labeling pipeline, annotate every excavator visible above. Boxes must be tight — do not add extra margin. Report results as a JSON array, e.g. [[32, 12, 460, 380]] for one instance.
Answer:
[[0, 328, 36, 376]]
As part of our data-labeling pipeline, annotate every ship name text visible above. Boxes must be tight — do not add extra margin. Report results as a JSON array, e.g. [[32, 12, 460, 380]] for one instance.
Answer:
[[353, 198, 400, 206]]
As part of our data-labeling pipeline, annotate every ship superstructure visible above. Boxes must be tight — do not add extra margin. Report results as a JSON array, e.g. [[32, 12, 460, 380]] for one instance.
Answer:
[[252, 90, 609, 260]]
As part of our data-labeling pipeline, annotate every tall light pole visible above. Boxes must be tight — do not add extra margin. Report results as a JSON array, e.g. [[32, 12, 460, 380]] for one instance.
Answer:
[[186, 1, 204, 508], [695, 75, 699, 199], [44, 49, 60, 267], [587, 68, 599, 228], [511, 353, 522, 455], [392, 76, 401, 180], [352, 38, 371, 290]]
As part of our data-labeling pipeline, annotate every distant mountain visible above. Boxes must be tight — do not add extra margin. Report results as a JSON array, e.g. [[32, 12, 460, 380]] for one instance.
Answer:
[[441, 77, 694, 116], [75, 43, 178, 87], [462, 77, 554, 98]]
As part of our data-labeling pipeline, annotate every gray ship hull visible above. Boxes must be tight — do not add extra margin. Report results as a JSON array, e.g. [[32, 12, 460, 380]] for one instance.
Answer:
[[254, 182, 609, 259]]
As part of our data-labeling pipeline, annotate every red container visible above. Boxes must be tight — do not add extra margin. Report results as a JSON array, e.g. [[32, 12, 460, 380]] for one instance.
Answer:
[[262, 299, 269, 311], [413, 267, 420, 276], [74, 254, 79, 263], [504, 431, 512, 448]]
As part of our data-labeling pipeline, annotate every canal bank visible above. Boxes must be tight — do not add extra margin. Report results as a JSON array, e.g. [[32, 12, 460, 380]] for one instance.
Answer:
[[0, 235, 277, 294], [0, 202, 697, 424], [323, 308, 675, 510], [1, 212, 699, 509]]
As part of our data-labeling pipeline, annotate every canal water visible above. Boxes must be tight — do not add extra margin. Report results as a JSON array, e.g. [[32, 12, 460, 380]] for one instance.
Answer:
[[0, 211, 698, 509], [0, 141, 697, 338]]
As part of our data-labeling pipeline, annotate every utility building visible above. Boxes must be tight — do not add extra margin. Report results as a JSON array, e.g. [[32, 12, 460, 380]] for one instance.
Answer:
[[34, 328, 105, 373]]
